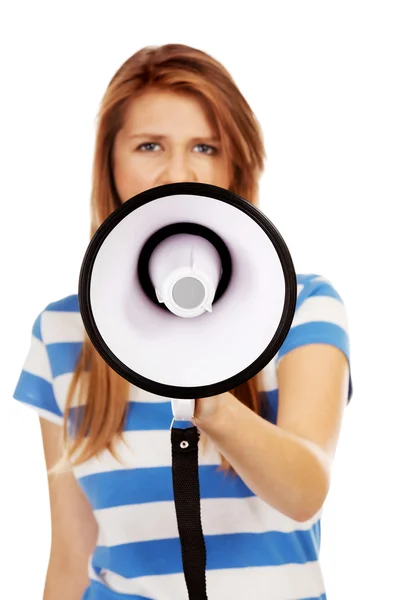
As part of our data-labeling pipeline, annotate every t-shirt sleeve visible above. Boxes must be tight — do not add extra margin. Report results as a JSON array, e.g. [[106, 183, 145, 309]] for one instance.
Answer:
[[276, 275, 353, 401], [13, 310, 64, 425]]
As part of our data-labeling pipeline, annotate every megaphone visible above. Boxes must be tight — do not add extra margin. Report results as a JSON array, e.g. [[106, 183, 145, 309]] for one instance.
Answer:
[[79, 182, 296, 400], [78, 182, 297, 600]]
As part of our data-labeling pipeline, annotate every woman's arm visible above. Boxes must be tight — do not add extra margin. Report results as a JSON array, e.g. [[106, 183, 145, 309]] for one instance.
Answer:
[[39, 418, 98, 599], [194, 343, 349, 522]]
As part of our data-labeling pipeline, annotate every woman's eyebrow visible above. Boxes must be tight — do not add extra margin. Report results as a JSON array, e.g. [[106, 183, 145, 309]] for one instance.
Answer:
[[128, 133, 220, 143], [191, 136, 221, 143], [128, 133, 167, 140]]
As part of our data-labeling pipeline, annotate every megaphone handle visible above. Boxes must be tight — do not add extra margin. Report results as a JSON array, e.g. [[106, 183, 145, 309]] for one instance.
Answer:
[[171, 423, 208, 599]]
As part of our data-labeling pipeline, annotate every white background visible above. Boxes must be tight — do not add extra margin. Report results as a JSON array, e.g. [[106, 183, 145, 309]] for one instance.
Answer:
[[1, 1, 399, 598]]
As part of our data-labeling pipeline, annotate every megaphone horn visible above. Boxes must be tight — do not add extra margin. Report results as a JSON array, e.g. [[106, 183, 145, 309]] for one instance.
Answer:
[[78, 182, 297, 401]]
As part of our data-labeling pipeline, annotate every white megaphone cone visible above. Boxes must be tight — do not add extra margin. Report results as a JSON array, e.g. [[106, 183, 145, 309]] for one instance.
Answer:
[[79, 182, 297, 400], [149, 233, 222, 318]]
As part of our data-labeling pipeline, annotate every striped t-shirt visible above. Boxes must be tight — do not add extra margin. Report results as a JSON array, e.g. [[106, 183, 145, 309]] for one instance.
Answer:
[[13, 273, 352, 600]]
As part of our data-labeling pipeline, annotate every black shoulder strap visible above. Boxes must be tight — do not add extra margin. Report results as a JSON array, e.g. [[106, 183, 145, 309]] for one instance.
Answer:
[[171, 425, 208, 599]]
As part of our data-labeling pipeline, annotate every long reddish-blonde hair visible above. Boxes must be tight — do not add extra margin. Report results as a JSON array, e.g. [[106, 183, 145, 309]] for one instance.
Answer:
[[58, 44, 266, 476]]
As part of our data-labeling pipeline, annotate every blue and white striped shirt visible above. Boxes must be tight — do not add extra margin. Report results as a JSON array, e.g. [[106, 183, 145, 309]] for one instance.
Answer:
[[13, 274, 352, 600]]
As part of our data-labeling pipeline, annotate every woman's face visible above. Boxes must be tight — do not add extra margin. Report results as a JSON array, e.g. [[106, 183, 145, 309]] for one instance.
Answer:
[[112, 89, 231, 201]]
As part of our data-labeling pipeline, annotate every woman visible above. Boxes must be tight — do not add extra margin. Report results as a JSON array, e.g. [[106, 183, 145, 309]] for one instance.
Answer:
[[13, 44, 351, 600]]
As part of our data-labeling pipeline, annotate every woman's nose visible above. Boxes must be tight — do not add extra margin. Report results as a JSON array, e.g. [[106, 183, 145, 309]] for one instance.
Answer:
[[158, 153, 197, 185]]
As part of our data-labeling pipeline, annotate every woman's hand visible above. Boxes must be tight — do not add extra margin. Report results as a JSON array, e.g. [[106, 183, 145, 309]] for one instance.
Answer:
[[193, 391, 232, 425]]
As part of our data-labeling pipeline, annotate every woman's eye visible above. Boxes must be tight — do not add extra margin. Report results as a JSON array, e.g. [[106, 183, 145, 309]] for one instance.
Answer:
[[193, 144, 217, 155], [137, 142, 161, 152]]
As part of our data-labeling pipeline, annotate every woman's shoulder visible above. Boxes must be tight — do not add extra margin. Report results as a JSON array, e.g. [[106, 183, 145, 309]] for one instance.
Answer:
[[295, 272, 344, 293], [282, 272, 350, 364], [295, 273, 346, 308], [14, 294, 84, 423], [35, 294, 84, 346], [44, 294, 80, 313]]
